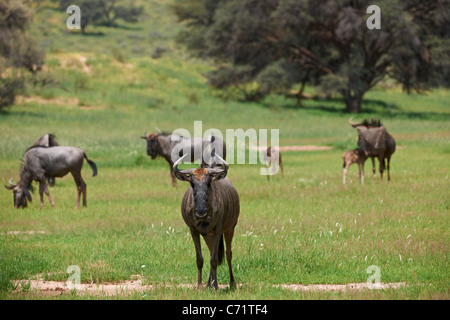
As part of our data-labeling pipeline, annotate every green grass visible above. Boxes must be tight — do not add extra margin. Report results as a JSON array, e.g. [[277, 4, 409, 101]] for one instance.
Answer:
[[0, 0, 449, 300]]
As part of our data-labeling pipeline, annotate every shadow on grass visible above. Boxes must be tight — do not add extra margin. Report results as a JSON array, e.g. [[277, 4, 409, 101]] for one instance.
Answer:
[[261, 96, 450, 121], [0, 109, 46, 118], [63, 31, 106, 37], [105, 24, 144, 31]]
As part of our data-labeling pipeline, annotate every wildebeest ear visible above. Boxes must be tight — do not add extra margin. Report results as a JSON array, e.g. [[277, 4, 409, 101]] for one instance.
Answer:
[[174, 170, 192, 182], [210, 169, 227, 182], [4, 185, 15, 190]]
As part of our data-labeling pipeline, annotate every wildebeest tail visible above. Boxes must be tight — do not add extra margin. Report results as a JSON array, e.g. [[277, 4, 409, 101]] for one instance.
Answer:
[[218, 234, 224, 266], [84, 153, 97, 177]]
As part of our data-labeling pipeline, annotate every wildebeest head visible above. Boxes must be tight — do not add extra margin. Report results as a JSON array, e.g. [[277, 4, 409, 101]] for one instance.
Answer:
[[4, 178, 32, 209], [141, 131, 159, 159], [173, 154, 228, 222]]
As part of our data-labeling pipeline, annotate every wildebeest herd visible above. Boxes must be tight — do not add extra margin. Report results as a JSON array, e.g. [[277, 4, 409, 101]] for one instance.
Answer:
[[343, 118, 396, 184], [4, 118, 395, 289]]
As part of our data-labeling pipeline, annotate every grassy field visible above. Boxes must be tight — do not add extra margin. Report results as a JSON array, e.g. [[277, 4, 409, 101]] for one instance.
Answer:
[[0, 1, 449, 300]]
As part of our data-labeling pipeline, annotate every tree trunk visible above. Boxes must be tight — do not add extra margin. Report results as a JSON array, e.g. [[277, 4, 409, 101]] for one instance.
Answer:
[[344, 92, 364, 113], [295, 69, 311, 107]]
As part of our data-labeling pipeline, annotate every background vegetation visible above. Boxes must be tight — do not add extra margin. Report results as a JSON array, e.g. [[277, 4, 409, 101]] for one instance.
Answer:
[[0, 0, 448, 299]]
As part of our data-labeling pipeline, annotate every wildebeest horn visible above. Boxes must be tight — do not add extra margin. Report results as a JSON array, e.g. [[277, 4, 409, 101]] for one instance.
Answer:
[[208, 154, 228, 181], [173, 153, 189, 173], [141, 130, 148, 140], [349, 117, 357, 127], [210, 154, 229, 173], [173, 154, 191, 181], [4, 177, 16, 190], [155, 127, 161, 133], [215, 154, 228, 169]]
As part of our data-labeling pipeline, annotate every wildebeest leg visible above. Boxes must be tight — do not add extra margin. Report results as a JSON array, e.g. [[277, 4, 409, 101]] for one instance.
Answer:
[[343, 163, 350, 184], [81, 178, 87, 206], [71, 171, 86, 208], [387, 156, 391, 182], [378, 156, 385, 181], [279, 154, 284, 178], [190, 228, 203, 288], [266, 162, 271, 181], [170, 164, 177, 187], [359, 163, 365, 184], [371, 157, 376, 175], [224, 228, 236, 289], [39, 179, 54, 209], [38, 180, 45, 209], [204, 231, 222, 290]]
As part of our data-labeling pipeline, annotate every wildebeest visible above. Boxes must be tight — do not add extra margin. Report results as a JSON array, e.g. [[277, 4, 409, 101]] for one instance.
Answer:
[[263, 146, 284, 181], [4, 146, 97, 209], [349, 118, 396, 181], [342, 148, 368, 184], [141, 131, 226, 186], [174, 154, 240, 290], [32, 133, 59, 186]]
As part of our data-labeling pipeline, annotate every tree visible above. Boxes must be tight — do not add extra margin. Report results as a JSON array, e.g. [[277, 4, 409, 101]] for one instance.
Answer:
[[59, 0, 143, 33], [0, 0, 44, 110], [173, 0, 450, 113]]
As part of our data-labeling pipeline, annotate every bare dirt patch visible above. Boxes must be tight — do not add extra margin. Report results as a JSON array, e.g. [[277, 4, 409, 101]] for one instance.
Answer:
[[58, 54, 91, 74], [16, 95, 79, 107], [1, 231, 46, 235], [250, 145, 332, 152], [276, 282, 407, 292], [16, 95, 104, 110], [13, 275, 237, 297], [13, 275, 406, 297]]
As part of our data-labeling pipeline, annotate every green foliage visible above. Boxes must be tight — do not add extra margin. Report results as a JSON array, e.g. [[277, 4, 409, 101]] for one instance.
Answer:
[[0, 0, 45, 110], [59, 0, 144, 33], [0, 73, 24, 110], [73, 73, 90, 91], [111, 47, 126, 63], [172, 0, 450, 113]]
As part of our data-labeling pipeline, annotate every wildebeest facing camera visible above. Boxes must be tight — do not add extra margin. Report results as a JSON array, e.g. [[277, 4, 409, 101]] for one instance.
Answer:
[[1, 0, 447, 302]]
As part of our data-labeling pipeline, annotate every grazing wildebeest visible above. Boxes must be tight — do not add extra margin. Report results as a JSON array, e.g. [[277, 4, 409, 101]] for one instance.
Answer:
[[32, 133, 59, 186], [263, 146, 284, 181], [174, 154, 240, 290], [141, 131, 226, 186], [342, 148, 368, 184], [349, 118, 396, 181], [4, 146, 97, 209]]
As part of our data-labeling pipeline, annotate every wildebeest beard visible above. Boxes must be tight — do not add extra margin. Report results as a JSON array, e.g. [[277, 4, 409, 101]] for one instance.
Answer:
[[193, 182, 210, 229], [147, 141, 158, 159], [196, 221, 209, 228]]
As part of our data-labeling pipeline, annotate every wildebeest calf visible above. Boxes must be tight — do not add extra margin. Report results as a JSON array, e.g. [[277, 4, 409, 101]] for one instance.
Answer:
[[263, 146, 284, 181], [5, 146, 97, 209], [174, 154, 240, 290], [342, 148, 368, 184]]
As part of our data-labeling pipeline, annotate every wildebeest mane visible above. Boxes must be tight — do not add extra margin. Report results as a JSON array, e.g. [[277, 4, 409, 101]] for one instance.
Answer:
[[25, 144, 50, 153], [360, 118, 383, 128], [156, 131, 172, 137]]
